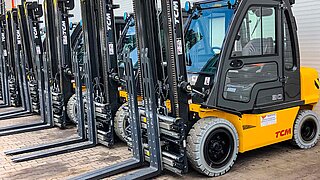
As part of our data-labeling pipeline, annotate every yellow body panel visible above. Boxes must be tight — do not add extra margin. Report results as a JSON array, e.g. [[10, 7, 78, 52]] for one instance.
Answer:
[[190, 104, 299, 153], [188, 67, 320, 153], [119, 90, 128, 100], [119, 90, 143, 102], [300, 67, 320, 108]]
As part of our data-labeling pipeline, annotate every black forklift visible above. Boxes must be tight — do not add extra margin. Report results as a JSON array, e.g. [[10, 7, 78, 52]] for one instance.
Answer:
[[74, 0, 320, 179], [4, 0, 123, 162], [0, 1, 58, 136]]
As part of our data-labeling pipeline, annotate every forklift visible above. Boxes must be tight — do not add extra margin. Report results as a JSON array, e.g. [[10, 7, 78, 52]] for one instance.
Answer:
[[74, 0, 319, 179]]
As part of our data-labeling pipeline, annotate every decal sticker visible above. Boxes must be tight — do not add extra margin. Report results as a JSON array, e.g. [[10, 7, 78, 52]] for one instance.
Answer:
[[63, 36, 68, 45], [190, 75, 198, 85], [1, 33, 5, 42], [204, 77, 210, 85], [36, 46, 41, 55], [261, 113, 277, 127], [226, 87, 236, 93], [109, 43, 114, 55], [177, 38, 183, 55]]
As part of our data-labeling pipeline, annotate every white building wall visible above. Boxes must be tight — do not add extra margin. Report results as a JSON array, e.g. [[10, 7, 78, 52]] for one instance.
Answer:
[[292, 0, 320, 113]]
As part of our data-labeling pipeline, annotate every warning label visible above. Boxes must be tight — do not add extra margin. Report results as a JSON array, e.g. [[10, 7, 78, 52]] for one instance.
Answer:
[[261, 113, 277, 127]]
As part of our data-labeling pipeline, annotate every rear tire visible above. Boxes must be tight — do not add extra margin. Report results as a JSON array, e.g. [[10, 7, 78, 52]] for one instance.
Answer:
[[187, 118, 239, 177], [291, 110, 320, 149]]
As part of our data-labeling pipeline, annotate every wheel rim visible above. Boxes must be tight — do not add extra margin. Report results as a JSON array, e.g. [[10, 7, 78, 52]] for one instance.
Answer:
[[72, 103, 78, 124], [301, 117, 317, 142], [124, 112, 131, 140], [204, 128, 234, 168]]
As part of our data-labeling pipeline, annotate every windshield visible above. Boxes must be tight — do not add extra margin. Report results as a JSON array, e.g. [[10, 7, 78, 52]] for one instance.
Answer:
[[185, 2, 234, 74], [122, 20, 138, 66]]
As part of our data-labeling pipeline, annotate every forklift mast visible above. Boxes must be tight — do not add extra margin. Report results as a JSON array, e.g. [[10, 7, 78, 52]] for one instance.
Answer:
[[44, 0, 74, 128], [80, 0, 120, 146], [97, 0, 119, 113], [21, 1, 46, 116], [133, 0, 189, 175], [6, 10, 22, 107]]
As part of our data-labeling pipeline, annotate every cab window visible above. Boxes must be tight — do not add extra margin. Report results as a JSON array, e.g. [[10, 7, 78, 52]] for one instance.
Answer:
[[231, 7, 276, 57]]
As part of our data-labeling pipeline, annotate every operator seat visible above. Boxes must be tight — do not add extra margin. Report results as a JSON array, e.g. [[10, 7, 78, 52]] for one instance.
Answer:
[[242, 37, 274, 56]]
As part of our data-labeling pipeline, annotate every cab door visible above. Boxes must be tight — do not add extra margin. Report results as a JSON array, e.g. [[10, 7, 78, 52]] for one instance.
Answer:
[[214, 0, 284, 113], [282, 5, 301, 102]]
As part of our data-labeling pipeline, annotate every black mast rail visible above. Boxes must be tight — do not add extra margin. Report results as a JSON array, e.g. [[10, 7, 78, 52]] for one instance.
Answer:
[[0, 15, 10, 107]]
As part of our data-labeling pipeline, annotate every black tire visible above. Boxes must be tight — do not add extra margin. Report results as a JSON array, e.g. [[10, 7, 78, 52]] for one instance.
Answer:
[[291, 110, 320, 149], [187, 118, 239, 177], [67, 94, 78, 124], [114, 104, 130, 143]]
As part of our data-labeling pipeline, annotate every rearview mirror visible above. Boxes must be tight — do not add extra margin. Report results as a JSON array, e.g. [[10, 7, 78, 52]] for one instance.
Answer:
[[255, 8, 274, 17]]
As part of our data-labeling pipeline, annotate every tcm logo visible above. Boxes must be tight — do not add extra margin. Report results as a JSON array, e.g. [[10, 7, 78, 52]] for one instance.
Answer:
[[173, 1, 180, 24], [62, 21, 68, 45], [106, 13, 112, 31], [16, 30, 21, 40], [275, 128, 291, 138], [62, 21, 67, 36], [33, 27, 39, 39], [17, 30, 21, 44]]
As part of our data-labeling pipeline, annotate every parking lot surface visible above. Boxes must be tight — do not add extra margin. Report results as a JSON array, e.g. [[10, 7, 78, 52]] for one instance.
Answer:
[[0, 108, 319, 180]]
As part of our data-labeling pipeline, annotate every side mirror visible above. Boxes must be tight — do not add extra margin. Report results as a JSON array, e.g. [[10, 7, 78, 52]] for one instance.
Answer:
[[289, 0, 295, 5], [229, 0, 237, 6], [123, 12, 129, 22], [185, 1, 192, 14]]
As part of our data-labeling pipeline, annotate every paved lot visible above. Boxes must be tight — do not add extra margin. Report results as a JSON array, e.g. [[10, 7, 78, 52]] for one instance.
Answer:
[[0, 107, 320, 180]]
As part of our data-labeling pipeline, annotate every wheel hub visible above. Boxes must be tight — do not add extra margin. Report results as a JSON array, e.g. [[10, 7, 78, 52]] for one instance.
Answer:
[[301, 118, 317, 142], [204, 128, 234, 168]]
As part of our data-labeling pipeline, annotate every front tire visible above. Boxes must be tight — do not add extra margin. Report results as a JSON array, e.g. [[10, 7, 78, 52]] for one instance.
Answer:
[[66, 92, 87, 124], [67, 94, 78, 124], [114, 104, 130, 143], [187, 118, 239, 177], [291, 110, 320, 149]]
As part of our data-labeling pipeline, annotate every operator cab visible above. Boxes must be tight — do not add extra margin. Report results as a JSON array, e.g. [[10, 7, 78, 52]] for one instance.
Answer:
[[185, 1, 234, 103], [186, 0, 301, 113]]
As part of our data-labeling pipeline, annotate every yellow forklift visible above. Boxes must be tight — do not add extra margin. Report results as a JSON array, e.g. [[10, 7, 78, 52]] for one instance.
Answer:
[[73, 0, 320, 179]]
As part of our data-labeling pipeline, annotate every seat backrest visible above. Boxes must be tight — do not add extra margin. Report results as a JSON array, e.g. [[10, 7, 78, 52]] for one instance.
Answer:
[[242, 38, 274, 56]]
